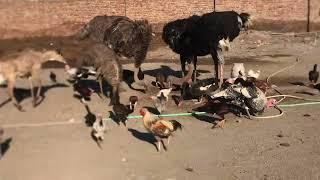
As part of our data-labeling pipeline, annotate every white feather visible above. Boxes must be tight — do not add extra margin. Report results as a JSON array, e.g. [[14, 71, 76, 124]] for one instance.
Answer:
[[93, 119, 106, 140], [231, 63, 246, 78], [247, 69, 260, 79], [157, 88, 172, 100], [199, 84, 212, 91], [218, 38, 230, 51], [240, 88, 252, 98], [66, 67, 78, 76], [212, 90, 229, 98]]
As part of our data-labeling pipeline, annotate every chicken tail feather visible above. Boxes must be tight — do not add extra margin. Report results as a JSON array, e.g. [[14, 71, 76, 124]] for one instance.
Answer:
[[169, 120, 183, 131]]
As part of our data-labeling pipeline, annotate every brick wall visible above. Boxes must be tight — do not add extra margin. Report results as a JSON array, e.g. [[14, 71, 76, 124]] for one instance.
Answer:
[[0, 0, 319, 39]]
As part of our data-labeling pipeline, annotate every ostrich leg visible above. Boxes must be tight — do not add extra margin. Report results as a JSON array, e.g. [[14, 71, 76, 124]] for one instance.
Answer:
[[132, 67, 147, 90], [193, 56, 198, 83], [180, 55, 187, 78], [212, 52, 219, 86], [216, 47, 225, 87], [212, 47, 225, 88]]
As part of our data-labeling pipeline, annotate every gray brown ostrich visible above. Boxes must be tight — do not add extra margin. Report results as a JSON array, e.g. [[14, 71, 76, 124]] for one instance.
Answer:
[[66, 43, 123, 106], [75, 15, 152, 88], [0, 49, 67, 111]]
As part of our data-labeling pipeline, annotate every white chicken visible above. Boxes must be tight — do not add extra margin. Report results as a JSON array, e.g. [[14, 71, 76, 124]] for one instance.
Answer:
[[92, 114, 106, 148], [156, 88, 172, 101], [231, 63, 246, 79]]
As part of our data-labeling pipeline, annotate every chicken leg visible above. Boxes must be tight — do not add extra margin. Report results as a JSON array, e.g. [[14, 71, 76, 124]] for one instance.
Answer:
[[155, 136, 162, 152], [167, 136, 171, 146], [213, 119, 226, 129], [7, 78, 24, 111]]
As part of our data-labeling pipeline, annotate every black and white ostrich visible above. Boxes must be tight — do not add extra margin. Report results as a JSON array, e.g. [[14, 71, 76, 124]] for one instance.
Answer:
[[162, 11, 251, 87]]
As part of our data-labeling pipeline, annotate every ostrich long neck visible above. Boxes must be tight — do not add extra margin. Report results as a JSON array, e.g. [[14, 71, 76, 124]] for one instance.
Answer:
[[314, 64, 317, 71]]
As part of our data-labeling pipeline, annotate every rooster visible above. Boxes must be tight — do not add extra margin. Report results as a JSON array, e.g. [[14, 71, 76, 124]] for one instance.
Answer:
[[163, 11, 251, 87], [139, 108, 182, 152], [92, 114, 106, 148], [309, 64, 319, 84]]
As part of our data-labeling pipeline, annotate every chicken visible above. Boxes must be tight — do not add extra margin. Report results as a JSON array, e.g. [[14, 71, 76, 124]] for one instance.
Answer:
[[92, 114, 106, 148], [156, 88, 172, 101], [231, 63, 246, 79], [73, 81, 94, 103], [193, 97, 233, 128], [112, 96, 138, 126], [140, 108, 182, 152], [65, 65, 96, 80], [209, 77, 268, 119], [179, 78, 219, 106], [309, 83, 320, 91], [155, 72, 167, 89], [150, 92, 167, 114], [65, 64, 78, 76], [247, 69, 261, 79], [150, 88, 172, 113], [309, 64, 319, 84], [129, 96, 139, 110], [112, 103, 135, 127]]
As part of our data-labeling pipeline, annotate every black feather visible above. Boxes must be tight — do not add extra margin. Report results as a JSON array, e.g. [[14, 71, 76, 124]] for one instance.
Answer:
[[49, 71, 57, 83], [169, 120, 183, 131], [309, 64, 319, 83]]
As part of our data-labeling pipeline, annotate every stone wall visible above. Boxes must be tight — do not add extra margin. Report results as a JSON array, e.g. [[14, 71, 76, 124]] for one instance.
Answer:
[[0, 0, 319, 39]]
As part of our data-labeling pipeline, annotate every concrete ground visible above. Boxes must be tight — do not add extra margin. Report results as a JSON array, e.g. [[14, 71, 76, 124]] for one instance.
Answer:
[[0, 31, 320, 180]]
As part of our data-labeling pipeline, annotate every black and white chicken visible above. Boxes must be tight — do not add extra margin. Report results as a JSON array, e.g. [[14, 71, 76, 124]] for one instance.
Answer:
[[92, 114, 106, 149], [209, 77, 268, 119], [309, 64, 319, 84], [179, 78, 219, 106], [150, 88, 172, 114], [112, 96, 138, 127]]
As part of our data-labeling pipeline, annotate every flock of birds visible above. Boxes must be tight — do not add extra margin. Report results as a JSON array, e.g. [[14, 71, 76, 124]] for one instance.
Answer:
[[1, 10, 320, 153], [66, 60, 320, 152]]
